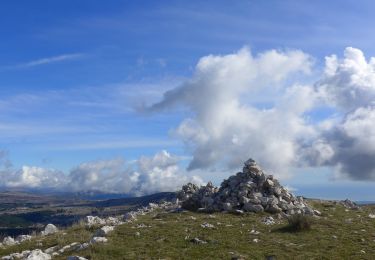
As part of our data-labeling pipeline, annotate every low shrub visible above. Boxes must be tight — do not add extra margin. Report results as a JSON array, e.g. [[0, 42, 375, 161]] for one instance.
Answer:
[[286, 214, 313, 232]]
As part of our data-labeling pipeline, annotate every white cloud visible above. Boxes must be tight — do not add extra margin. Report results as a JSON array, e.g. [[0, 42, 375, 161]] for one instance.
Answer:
[[302, 47, 375, 180], [318, 47, 375, 111], [149, 47, 314, 177], [148, 46, 375, 182], [0, 151, 203, 195], [6, 53, 84, 69]]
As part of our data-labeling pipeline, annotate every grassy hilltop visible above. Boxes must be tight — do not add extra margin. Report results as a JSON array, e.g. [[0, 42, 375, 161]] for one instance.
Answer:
[[1, 200, 375, 260]]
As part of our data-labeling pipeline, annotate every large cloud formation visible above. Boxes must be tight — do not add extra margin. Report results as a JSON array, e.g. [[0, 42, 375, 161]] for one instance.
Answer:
[[150, 47, 375, 181], [1, 47, 375, 194], [149, 47, 315, 176], [305, 47, 375, 180], [0, 151, 203, 195]]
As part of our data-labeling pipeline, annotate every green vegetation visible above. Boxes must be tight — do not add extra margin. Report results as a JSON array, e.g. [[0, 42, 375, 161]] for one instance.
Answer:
[[2, 201, 375, 259], [282, 214, 314, 232]]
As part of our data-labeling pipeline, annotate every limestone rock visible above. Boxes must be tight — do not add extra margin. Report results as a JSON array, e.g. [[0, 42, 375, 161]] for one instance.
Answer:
[[27, 249, 51, 260], [94, 226, 115, 237], [86, 216, 106, 227], [2, 236, 17, 246], [90, 237, 108, 244], [16, 235, 32, 243], [41, 224, 58, 236], [67, 256, 88, 260]]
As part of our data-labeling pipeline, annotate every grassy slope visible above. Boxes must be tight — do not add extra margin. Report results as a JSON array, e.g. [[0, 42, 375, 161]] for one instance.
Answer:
[[2, 201, 375, 260]]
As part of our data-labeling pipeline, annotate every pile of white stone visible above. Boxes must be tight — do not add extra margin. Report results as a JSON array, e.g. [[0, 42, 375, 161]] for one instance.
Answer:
[[178, 158, 316, 215]]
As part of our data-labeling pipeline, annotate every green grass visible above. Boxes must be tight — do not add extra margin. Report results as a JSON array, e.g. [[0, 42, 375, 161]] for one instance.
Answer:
[[2, 201, 375, 259]]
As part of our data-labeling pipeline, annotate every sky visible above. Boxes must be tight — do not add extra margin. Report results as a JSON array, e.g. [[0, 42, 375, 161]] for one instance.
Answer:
[[0, 0, 375, 200]]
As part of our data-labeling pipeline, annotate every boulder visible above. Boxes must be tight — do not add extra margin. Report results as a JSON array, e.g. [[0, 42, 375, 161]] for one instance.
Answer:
[[41, 224, 58, 236]]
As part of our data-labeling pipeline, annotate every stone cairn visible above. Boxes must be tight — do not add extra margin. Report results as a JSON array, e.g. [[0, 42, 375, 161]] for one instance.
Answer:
[[177, 158, 315, 215]]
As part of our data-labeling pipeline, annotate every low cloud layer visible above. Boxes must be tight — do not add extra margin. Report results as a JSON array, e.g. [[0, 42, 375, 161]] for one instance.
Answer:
[[0, 151, 203, 195], [150, 47, 375, 181]]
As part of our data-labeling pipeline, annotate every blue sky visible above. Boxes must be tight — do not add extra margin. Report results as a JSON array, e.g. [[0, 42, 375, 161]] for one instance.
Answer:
[[1, 0, 375, 199]]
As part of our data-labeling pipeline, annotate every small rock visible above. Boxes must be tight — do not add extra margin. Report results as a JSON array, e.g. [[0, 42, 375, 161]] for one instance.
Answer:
[[313, 210, 322, 216], [135, 232, 141, 237], [368, 214, 375, 219], [253, 238, 260, 243], [94, 225, 115, 237], [27, 249, 51, 260], [67, 256, 88, 260], [44, 246, 59, 254], [201, 222, 215, 228], [90, 237, 108, 244], [261, 216, 275, 225], [250, 229, 260, 235], [86, 216, 106, 227], [2, 236, 17, 246], [190, 237, 207, 244], [16, 235, 32, 243]]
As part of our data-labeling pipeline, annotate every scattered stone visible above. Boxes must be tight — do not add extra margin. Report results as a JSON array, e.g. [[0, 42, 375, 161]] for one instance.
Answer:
[[201, 222, 215, 228], [90, 237, 108, 244], [369, 214, 375, 219], [340, 199, 359, 210], [190, 237, 207, 244], [177, 158, 315, 215], [67, 256, 88, 260], [253, 238, 260, 243], [261, 216, 276, 225], [41, 224, 58, 236], [27, 249, 51, 260], [86, 216, 106, 227], [2, 236, 17, 246], [15, 235, 32, 243], [332, 235, 337, 239], [124, 212, 138, 222], [250, 229, 260, 235], [189, 216, 197, 220], [44, 246, 59, 254], [313, 210, 322, 216]]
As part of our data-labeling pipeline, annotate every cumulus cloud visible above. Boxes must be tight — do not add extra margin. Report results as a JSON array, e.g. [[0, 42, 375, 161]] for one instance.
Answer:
[[318, 47, 375, 111], [148, 46, 375, 182], [149, 47, 315, 177], [0, 150, 203, 195], [300, 47, 375, 180]]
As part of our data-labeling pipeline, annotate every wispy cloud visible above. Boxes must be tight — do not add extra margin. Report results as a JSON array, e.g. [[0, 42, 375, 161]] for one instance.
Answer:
[[3, 53, 84, 70]]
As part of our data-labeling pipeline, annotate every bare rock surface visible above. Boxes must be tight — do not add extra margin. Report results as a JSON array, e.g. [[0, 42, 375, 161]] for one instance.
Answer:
[[178, 158, 315, 215]]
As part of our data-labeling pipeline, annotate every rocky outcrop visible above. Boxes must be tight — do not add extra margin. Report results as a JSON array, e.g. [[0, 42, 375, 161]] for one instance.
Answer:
[[177, 158, 315, 215]]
